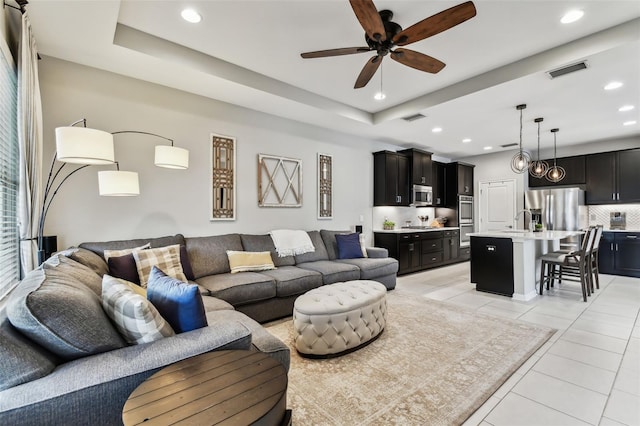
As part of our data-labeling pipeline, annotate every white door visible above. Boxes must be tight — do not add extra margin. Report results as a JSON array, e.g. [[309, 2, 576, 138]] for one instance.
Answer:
[[479, 180, 516, 232]]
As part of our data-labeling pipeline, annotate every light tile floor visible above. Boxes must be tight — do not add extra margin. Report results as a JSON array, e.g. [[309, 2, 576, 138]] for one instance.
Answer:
[[395, 262, 640, 426]]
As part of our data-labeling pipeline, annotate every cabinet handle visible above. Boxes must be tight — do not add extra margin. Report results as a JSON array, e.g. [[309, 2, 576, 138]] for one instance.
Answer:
[[409, 243, 414, 251], [432, 257, 437, 261], [612, 193, 616, 200], [421, 176, 426, 184], [617, 193, 620, 201], [627, 235, 638, 239], [611, 243, 614, 251], [616, 243, 619, 251], [414, 235, 420, 239]]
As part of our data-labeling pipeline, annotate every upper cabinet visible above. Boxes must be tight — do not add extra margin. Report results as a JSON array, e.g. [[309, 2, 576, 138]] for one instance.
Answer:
[[373, 151, 410, 206], [399, 149, 433, 186], [445, 162, 474, 206], [432, 161, 445, 207], [528, 155, 586, 187], [586, 149, 640, 204]]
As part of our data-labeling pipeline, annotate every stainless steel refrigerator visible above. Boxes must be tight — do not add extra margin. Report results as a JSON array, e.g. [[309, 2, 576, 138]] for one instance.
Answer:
[[524, 187, 587, 231]]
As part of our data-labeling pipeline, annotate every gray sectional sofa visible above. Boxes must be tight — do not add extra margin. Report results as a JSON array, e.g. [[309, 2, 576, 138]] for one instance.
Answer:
[[0, 229, 398, 425]]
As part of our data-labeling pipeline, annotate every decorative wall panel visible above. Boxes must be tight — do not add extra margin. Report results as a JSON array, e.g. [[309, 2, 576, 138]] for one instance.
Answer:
[[258, 154, 302, 207], [210, 134, 236, 220], [318, 153, 332, 219]]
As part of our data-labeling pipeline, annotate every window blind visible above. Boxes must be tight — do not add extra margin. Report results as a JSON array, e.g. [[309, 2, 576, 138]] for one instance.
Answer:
[[0, 46, 19, 299]]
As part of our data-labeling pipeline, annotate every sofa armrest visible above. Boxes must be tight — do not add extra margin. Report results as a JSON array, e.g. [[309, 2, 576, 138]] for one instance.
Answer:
[[0, 321, 252, 425], [366, 247, 388, 258]]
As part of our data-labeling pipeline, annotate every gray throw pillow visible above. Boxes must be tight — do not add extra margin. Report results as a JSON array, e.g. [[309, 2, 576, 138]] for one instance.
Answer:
[[43, 254, 104, 297], [6, 266, 126, 361], [58, 247, 109, 277]]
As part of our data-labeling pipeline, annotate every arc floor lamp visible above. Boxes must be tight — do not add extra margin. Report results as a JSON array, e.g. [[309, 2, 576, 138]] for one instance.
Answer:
[[37, 119, 189, 264]]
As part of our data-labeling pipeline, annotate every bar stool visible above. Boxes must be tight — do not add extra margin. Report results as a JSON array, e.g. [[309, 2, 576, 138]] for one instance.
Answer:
[[539, 227, 596, 302], [589, 225, 604, 292]]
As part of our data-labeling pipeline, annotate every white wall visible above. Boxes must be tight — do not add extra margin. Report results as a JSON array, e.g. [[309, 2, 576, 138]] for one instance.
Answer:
[[39, 58, 394, 248]]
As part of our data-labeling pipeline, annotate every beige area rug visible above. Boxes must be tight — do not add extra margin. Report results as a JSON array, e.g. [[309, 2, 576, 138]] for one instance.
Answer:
[[266, 291, 554, 425]]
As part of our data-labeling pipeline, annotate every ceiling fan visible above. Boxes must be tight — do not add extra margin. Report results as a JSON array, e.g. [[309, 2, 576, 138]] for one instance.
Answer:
[[300, 0, 477, 89]]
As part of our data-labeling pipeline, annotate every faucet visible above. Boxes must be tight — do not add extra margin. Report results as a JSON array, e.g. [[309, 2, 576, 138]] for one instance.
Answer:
[[514, 210, 534, 231]]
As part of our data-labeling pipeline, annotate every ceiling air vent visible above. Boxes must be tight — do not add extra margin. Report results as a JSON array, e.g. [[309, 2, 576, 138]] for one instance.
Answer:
[[500, 143, 518, 148], [402, 113, 427, 122], [547, 61, 588, 79]]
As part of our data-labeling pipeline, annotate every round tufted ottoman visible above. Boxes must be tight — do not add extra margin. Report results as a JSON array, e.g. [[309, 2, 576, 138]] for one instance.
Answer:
[[292, 280, 387, 357]]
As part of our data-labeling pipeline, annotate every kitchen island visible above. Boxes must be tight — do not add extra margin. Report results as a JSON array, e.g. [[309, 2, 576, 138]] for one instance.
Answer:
[[468, 230, 583, 301]]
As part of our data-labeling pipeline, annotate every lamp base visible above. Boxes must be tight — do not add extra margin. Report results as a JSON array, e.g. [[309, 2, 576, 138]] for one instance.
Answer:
[[38, 235, 58, 265]]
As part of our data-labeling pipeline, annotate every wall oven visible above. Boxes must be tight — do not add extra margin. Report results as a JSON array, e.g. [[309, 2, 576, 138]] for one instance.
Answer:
[[459, 224, 474, 248], [458, 195, 473, 224]]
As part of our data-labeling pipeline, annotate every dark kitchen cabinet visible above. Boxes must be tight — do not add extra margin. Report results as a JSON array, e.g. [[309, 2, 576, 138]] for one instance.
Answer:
[[586, 149, 640, 204], [373, 151, 410, 206], [445, 162, 474, 207], [443, 230, 460, 262], [599, 232, 640, 278], [528, 155, 586, 187], [432, 161, 445, 206], [399, 148, 433, 186]]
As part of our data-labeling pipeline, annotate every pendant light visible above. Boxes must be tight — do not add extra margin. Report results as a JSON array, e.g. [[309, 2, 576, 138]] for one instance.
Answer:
[[510, 104, 531, 173], [546, 128, 566, 182], [529, 117, 548, 178]]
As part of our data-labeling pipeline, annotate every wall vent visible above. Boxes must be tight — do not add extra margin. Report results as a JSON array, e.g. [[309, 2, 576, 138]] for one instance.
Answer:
[[547, 61, 588, 79], [500, 143, 518, 148], [402, 113, 427, 122]]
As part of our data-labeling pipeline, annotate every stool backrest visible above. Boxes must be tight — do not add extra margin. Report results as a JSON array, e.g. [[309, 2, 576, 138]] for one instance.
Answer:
[[591, 225, 604, 252], [580, 226, 597, 256]]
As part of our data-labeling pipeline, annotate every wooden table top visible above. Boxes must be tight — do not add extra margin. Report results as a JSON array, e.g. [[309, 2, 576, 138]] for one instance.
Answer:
[[122, 350, 288, 425]]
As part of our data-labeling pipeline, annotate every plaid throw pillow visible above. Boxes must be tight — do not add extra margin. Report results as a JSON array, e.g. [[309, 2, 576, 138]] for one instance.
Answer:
[[101, 275, 174, 345], [132, 244, 187, 288]]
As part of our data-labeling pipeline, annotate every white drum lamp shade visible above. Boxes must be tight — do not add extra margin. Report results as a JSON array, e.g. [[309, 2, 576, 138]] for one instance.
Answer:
[[154, 145, 189, 169], [55, 127, 115, 165], [98, 171, 140, 196]]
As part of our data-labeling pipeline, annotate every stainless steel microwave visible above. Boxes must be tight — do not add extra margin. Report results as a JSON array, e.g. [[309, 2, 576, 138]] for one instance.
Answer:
[[412, 184, 433, 206]]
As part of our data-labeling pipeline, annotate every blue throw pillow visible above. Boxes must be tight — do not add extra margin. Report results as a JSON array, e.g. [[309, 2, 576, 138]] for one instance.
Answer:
[[335, 233, 364, 259], [146, 266, 207, 333]]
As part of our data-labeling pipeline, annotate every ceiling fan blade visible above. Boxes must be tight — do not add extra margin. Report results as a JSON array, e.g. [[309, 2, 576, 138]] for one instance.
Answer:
[[354, 55, 382, 88], [349, 0, 387, 42], [301, 47, 372, 59], [392, 1, 477, 46], [391, 49, 446, 74]]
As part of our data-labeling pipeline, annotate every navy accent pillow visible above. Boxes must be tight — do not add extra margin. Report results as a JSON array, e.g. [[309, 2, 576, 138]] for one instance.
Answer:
[[335, 233, 364, 259], [146, 266, 207, 333], [108, 254, 140, 284]]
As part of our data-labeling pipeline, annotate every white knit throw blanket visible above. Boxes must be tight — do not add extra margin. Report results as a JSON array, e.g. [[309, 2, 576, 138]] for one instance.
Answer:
[[269, 230, 315, 257]]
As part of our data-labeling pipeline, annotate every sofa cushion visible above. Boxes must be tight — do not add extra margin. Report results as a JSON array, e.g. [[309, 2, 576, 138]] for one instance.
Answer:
[[336, 257, 399, 280], [132, 244, 187, 287], [240, 234, 295, 267], [179, 245, 196, 281], [186, 234, 243, 278], [195, 272, 276, 306], [201, 295, 235, 312], [6, 267, 126, 361], [58, 247, 109, 277], [320, 229, 352, 260], [79, 234, 186, 258], [259, 266, 323, 297], [42, 254, 104, 297], [294, 231, 329, 264], [0, 307, 57, 391], [103, 243, 150, 262], [147, 267, 207, 333], [296, 260, 360, 285], [335, 233, 365, 259], [227, 250, 276, 274], [101, 275, 175, 344]]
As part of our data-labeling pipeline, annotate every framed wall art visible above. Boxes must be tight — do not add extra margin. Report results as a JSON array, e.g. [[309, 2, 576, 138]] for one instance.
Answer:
[[210, 133, 236, 220], [317, 153, 332, 219], [258, 154, 302, 208]]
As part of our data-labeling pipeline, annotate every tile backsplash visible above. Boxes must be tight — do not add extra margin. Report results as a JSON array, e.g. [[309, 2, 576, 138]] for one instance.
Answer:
[[588, 204, 640, 230], [372, 206, 436, 229]]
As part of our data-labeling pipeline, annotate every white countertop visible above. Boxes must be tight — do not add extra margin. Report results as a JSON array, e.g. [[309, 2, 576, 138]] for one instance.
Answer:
[[469, 230, 582, 241], [374, 227, 459, 234], [602, 229, 640, 233]]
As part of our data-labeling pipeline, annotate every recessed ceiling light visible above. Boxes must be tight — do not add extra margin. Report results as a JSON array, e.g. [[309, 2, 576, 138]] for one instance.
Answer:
[[462, 138, 472, 143], [561, 10, 584, 24], [619, 105, 635, 112], [374, 92, 386, 101], [623, 120, 637, 126], [432, 127, 443, 133], [604, 81, 623, 90], [181, 8, 202, 23], [483, 146, 493, 151]]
